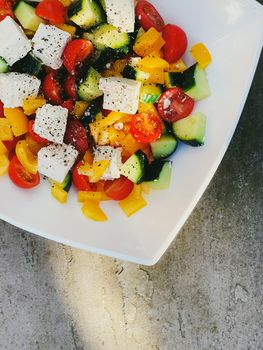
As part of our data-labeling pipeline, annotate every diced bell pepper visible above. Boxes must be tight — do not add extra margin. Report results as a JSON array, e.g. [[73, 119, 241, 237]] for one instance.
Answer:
[[0, 154, 9, 176], [82, 200, 108, 221], [119, 185, 147, 217], [133, 28, 165, 57], [190, 43, 212, 69], [22, 97, 46, 116], [51, 183, 68, 204], [78, 160, 110, 183], [0, 119, 13, 141], [4, 107, 28, 136]]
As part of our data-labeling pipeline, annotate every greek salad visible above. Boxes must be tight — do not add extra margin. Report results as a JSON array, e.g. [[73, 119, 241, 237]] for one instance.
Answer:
[[0, 0, 212, 221]]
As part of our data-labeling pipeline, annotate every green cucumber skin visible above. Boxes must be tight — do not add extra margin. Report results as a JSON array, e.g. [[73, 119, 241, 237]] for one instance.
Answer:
[[150, 135, 178, 160], [77, 67, 103, 101], [147, 161, 172, 190], [120, 150, 148, 184], [0, 57, 8, 73]]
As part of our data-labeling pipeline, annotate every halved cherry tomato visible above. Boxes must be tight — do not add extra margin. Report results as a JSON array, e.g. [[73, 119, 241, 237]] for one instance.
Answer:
[[162, 24, 188, 63], [28, 120, 49, 145], [42, 72, 64, 105], [63, 39, 93, 75], [61, 99, 74, 112], [0, 0, 15, 21], [158, 87, 194, 123], [104, 176, 134, 201], [136, 1, 164, 32], [72, 161, 98, 192], [8, 155, 40, 189], [65, 75, 78, 100], [130, 113, 163, 143], [0, 100, 4, 118], [36, 0, 66, 24], [64, 119, 89, 153]]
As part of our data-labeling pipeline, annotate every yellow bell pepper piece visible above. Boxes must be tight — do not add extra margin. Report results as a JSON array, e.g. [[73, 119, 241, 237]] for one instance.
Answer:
[[51, 183, 68, 204], [97, 111, 126, 129], [138, 102, 158, 115], [22, 96, 46, 116], [78, 160, 110, 183], [138, 56, 169, 70], [78, 191, 102, 202], [133, 28, 166, 57], [0, 154, 9, 176], [119, 185, 147, 217], [25, 135, 43, 155], [4, 108, 28, 136], [16, 140, 38, 174], [58, 0, 71, 6], [102, 59, 128, 77], [165, 58, 187, 72], [119, 134, 141, 156], [0, 119, 13, 141], [83, 149, 93, 164], [82, 200, 108, 221], [0, 141, 7, 155], [56, 24, 76, 36], [190, 43, 212, 69], [147, 50, 164, 58], [140, 67, 165, 84], [108, 126, 125, 147], [73, 101, 89, 119]]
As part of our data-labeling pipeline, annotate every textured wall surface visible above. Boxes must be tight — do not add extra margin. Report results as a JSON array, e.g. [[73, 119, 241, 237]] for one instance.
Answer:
[[0, 21, 262, 350]]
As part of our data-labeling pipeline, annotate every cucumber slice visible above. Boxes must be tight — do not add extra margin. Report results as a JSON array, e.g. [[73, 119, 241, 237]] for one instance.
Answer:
[[93, 47, 129, 71], [123, 65, 150, 82], [99, 0, 106, 11], [120, 150, 148, 184], [60, 172, 72, 192], [69, 0, 105, 30], [14, 1, 44, 31], [0, 57, 8, 73], [11, 52, 42, 75], [82, 97, 103, 127], [172, 112, 206, 146], [77, 67, 103, 101], [186, 65, 211, 101], [150, 135, 178, 160], [146, 161, 172, 190]]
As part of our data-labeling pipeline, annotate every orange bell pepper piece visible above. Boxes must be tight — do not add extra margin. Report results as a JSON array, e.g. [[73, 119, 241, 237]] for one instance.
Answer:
[[22, 96, 46, 116], [133, 28, 165, 57], [4, 107, 28, 136], [0, 119, 13, 141]]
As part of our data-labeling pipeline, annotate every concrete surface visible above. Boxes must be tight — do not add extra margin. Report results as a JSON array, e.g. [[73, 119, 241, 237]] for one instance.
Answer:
[[0, 44, 262, 350]]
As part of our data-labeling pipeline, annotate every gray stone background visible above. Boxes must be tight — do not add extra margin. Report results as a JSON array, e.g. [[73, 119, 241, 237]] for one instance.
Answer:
[[0, 23, 262, 350]]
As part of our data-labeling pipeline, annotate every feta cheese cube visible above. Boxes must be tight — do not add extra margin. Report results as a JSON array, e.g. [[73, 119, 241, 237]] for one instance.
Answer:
[[0, 73, 41, 108], [34, 104, 68, 144], [99, 77, 141, 115], [38, 143, 78, 183], [93, 146, 122, 180], [105, 0, 135, 33], [32, 24, 71, 69], [0, 16, 31, 65]]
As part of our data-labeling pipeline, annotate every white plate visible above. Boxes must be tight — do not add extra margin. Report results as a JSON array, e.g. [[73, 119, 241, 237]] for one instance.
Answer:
[[0, 0, 262, 265]]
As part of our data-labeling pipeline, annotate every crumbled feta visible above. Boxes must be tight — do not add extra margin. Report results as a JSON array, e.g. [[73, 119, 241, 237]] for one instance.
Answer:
[[93, 146, 122, 180], [99, 77, 142, 115], [32, 24, 71, 69], [38, 143, 78, 183], [34, 104, 68, 144], [0, 73, 40, 108], [104, 0, 135, 33], [0, 16, 31, 65]]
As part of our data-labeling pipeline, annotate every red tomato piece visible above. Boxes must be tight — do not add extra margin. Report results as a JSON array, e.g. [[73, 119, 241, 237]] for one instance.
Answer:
[[65, 75, 78, 100], [104, 176, 134, 201], [64, 119, 89, 153], [0, 0, 15, 21], [35, 0, 66, 24], [3, 135, 24, 153], [63, 39, 93, 75], [61, 99, 74, 112], [28, 120, 49, 145], [130, 113, 163, 143], [103, 109, 112, 117], [158, 87, 194, 123], [42, 72, 64, 105], [8, 155, 40, 189], [0, 100, 4, 118], [162, 24, 188, 63], [72, 161, 98, 192], [135, 0, 164, 32]]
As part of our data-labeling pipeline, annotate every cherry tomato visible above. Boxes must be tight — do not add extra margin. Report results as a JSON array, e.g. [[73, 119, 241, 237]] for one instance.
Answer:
[[63, 39, 93, 75], [64, 119, 89, 153], [0, 0, 15, 21], [72, 161, 98, 192], [42, 71, 63, 105], [104, 176, 134, 201], [36, 0, 66, 24], [158, 87, 194, 123], [3, 135, 24, 153], [8, 155, 40, 189], [135, 0, 164, 32], [130, 113, 163, 143], [61, 99, 74, 113], [65, 75, 78, 100], [162, 24, 188, 63], [28, 120, 49, 145], [0, 100, 4, 117]]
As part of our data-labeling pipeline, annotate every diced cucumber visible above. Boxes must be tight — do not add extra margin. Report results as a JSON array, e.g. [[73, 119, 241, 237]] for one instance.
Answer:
[[140, 83, 162, 104], [81, 97, 103, 127], [150, 135, 178, 160], [145, 160, 172, 190], [69, 0, 105, 30], [60, 172, 72, 192], [123, 65, 150, 82], [11, 52, 42, 76], [99, 0, 106, 11], [93, 47, 130, 71], [136, 27, 145, 40], [172, 112, 206, 146], [0, 57, 8, 73], [14, 1, 44, 31], [120, 150, 148, 184], [77, 67, 103, 101], [165, 64, 211, 101]]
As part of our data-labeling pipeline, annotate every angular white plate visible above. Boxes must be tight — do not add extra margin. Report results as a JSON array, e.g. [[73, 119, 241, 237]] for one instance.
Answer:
[[0, 0, 262, 265]]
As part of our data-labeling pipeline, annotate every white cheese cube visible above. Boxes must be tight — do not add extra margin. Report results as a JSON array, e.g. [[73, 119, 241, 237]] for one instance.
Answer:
[[99, 77, 141, 115], [93, 146, 122, 180], [0, 16, 31, 65], [34, 104, 68, 144], [32, 24, 71, 69], [38, 143, 78, 183], [105, 0, 135, 33], [0, 72, 40, 108]]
